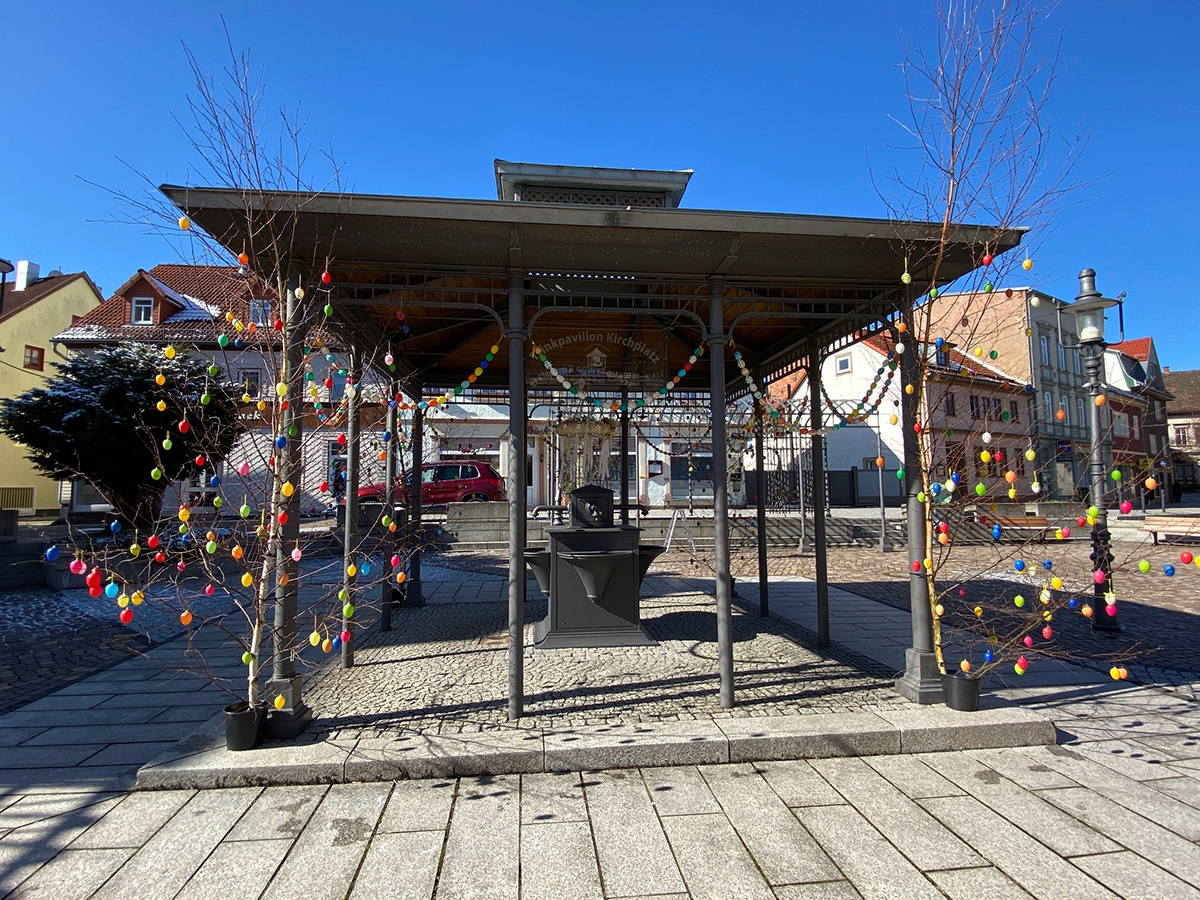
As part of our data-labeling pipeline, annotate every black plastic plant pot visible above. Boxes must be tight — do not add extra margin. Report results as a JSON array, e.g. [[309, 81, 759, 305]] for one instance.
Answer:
[[941, 672, 981, 712], [224, 701, 263, 751]]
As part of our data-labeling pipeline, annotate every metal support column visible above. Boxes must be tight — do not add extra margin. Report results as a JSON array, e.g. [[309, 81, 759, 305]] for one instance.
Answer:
[[709, 280, 735, 708], [381, 377, 399, 631], [620, 388, 630, 525], [895, 315, 943, 703], [507, 272, 528, 720], [266, 278, 311, 737], [808, 353, 829, 647], [753, 391, 769, 617], [341, 342, 360, 669], [407, 402, 425, 607]]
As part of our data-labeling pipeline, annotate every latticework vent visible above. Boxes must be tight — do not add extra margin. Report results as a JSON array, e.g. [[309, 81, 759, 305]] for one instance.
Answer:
[[515, 188, 667, 207]]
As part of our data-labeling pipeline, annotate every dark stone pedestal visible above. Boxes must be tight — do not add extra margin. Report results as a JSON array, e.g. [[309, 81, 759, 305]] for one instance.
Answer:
[[894, 649, 945, 704]]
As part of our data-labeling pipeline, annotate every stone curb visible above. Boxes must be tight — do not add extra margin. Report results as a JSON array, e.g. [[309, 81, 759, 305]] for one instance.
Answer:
[[134, 703, 1055, 790]]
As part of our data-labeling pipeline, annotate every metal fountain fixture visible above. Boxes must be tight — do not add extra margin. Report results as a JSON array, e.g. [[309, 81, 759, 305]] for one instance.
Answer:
[[530, 485, 663, 648]]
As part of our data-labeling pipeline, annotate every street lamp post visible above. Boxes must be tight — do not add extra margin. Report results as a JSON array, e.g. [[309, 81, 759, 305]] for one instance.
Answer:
[[1056, 269, 1125, 634]]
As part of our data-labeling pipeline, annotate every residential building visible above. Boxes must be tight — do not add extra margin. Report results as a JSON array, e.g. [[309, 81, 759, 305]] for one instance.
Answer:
[[0, 260, 103, 515], [918, 287, 1092, 503], [1164, 368, 1200, 492], [791, 333, 1031, 505], [1109, 337, 1173, 499]]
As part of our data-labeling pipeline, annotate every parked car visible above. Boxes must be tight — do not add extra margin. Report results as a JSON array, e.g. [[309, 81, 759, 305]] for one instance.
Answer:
[[357, 460, 507, 508]]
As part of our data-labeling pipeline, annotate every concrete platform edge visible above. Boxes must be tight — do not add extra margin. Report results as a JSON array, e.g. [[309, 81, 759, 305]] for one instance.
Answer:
[[134, 704, 1056, 790]]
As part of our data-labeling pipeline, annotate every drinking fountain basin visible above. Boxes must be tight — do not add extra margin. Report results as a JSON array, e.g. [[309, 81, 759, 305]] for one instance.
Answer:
[[558, 549, 633, 602], [637, 545, 666, 585], [524, 548, 551, 594]]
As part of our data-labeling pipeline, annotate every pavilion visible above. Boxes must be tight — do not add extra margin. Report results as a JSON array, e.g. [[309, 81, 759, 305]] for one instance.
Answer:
[[162, 161, 1024, 730]]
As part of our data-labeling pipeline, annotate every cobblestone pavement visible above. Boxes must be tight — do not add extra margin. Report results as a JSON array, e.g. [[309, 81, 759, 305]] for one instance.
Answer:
[[715, 540, 1200, 691], [3, 681, 1198, 899], [306, 579, 905, 739]]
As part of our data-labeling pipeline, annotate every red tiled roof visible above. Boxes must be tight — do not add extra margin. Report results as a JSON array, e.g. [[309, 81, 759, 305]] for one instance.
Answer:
[[1112, 337, 1152, 361], [54, 265, 279, 346], [860, 333, 1022, 387], [0, 272, 102, 325]]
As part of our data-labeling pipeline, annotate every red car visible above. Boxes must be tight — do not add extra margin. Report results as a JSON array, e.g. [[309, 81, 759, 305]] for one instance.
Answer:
[[358, 460, 507, 507]]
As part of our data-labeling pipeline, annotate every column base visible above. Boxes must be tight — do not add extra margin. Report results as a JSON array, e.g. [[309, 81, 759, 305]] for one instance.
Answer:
[[263, 675, 313, 738], [400, 580, 425, 608], [894, 648, 944, 704]]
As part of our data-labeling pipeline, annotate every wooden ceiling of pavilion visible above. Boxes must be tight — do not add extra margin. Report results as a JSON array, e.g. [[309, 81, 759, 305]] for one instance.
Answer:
[[161, 185, 1025, 397]]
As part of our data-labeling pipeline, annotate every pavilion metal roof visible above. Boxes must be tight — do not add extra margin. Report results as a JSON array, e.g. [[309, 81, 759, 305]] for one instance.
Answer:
[[160, 184, 1026, 396]]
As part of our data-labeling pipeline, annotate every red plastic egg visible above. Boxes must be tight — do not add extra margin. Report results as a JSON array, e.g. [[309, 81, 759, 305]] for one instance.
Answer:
[[321, 271, 332, 284], [119, 608, 133, 624], [178, 419, 190, 434]]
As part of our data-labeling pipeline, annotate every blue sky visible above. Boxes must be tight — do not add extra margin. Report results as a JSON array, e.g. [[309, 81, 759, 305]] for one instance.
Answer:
[[3, 1, 1197, 367]]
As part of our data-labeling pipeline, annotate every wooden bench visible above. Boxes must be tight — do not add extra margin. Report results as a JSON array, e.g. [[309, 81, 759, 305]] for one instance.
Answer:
[[1141, 516, 1200, 545], [979, 515, 1052, 542]]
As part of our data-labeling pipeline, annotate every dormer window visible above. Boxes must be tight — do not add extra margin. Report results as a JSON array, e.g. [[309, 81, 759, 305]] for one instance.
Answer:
[[248, 298, 271, 325], [131, 296, 153, 325]]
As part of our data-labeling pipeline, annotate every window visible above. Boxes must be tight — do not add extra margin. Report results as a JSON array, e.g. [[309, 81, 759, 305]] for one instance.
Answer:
[[1132, 416, 1140, 439], [1009, 400, 1020, 422], [1043, 392, 1053, 420], [1040, 335, 1051, 366], [1175, 425, 1189, 445], [460, 464, 480, 480], [863, 457, 879, 470], [1016, 452, 1027, 477], [248, 298, 271, 325], [1073, 349, 1082, 375], [237, 369, 261, 398], [935, 349, 949, 367], [1149, 434, 1158, 454], [23, 345, 44, 370], [1060, 397, 1070, 426], [1077, 397, 1086, 427], [835, 354, 852, 375], [1058, 345, 1067, 370], [944, 393, 956, 416], [131, 296, 153, 325], [969, 395, 983, 418], [436, 464, 461, 482], [991, 398, 1003, 419], [1114, 412, 1129, 437]]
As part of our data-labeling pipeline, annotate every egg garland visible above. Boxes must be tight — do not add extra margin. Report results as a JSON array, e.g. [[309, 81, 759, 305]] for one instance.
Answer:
[[532, 341, 704, 412]]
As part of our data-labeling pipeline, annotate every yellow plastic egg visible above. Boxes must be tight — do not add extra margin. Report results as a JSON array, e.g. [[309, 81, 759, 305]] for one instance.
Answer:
[[156, 400, 167, 412], [241, 572, 253, 587]]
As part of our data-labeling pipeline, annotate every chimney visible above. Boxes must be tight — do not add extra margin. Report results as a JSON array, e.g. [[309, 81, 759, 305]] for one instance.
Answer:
[[14, 261, 40, 291], [1163, 366, 1171, 374]]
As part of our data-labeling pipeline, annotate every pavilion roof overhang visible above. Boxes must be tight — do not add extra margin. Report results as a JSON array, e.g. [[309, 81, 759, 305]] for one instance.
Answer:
[[160, 184, 1026, 395]]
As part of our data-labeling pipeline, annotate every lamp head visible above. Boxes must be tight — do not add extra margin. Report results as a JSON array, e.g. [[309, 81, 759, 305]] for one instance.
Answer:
[[1070, 269, 1121, 345]]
